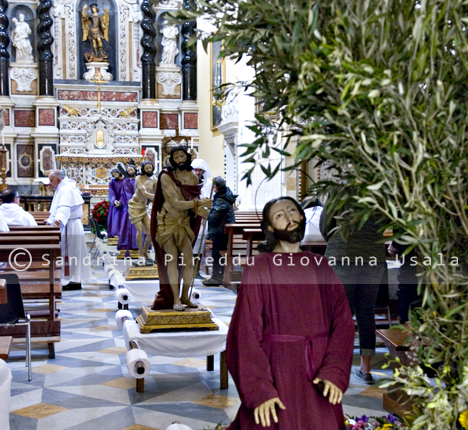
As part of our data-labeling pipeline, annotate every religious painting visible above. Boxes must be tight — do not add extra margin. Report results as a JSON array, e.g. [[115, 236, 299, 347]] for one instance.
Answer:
[[210, 41, 225, 130], [17, 144, 34, 178], [38, 144, 57, 177]]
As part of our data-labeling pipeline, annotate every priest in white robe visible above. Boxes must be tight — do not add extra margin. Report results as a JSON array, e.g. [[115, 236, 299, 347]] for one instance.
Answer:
[[191, 158, 214, 278], [46, 170, 92, 290], [0, 189, 37, 226], [0, 213, 9, 232]]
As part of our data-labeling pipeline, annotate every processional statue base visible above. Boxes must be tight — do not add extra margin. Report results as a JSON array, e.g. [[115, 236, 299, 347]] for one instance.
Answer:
[[137, 305, 219, 334], [125, 264, 159, 280]]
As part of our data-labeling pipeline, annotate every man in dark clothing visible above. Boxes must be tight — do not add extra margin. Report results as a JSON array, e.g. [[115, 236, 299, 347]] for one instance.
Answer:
[[203, 177, 237, 286]]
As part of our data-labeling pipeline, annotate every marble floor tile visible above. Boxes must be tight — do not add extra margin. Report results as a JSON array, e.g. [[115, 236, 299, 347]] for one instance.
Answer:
[[31, 364, 69, 375], [102, 377, 137, 390], [12, 402, 68, 419], [192, 394, 240, 409]]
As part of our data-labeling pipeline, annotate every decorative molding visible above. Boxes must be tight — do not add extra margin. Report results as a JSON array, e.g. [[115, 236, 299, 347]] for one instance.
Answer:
[[51, 1, 64, 78], [156, 0, 181, 9], [64, 0, 76, 79], [118, 3, 130, 81], [156, 69, 181, 96], [83, 62, 113, 81], [11, 67, 37, 92]]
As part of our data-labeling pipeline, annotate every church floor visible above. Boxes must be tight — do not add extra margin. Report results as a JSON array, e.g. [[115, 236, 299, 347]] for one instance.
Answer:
[[7, 260, 392, 430]]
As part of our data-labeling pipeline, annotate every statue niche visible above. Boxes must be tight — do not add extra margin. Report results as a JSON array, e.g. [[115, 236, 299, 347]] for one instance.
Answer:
[[78, 0, 116, 80], [81, 3, 109, 62]]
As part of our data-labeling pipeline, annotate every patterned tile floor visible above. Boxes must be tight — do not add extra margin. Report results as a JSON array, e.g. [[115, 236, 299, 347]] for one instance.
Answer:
[[6, 258, 392, 429]]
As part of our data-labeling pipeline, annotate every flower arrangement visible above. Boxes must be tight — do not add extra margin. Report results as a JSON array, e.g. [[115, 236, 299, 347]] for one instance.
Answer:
[[345, 415, 409, 430], [91, 200, 110, 229]]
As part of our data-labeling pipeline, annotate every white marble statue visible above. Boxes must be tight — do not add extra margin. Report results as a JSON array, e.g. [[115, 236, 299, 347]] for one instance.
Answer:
[[11, 14, 33, 62], [160, 22, 179, 66]]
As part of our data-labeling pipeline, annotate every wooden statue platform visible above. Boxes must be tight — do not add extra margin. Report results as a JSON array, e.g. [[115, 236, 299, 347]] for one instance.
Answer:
[[137, 305, 219, 333], [107, 237, 119, 246], [117, 250, 140, 259], [125, 264, 159, 280]]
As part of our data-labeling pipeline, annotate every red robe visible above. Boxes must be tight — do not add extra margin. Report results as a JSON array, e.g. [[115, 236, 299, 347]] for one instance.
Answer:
[[227, 251, 354, 430], [150, 169, 203, 310]]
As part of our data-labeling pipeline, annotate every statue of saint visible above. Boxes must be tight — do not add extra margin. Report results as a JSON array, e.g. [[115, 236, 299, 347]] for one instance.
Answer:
[[160, 22, 179, 66], [81, 4, 109, 62], [150, 146, 213, 311], [11, 14, 33, 62], [127, 161, 157, 263]]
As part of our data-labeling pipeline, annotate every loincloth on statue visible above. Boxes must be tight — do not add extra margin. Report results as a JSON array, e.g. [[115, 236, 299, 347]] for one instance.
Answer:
[[156, 212, 195, 248], [128, 200, 149, 224]]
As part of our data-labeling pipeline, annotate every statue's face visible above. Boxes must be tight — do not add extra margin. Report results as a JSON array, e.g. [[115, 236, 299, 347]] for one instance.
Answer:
[[91, 6, 98, 13], [112, 171, 121, 180], [127, 166, 135, 177], [173, 150, 187, 166], [268, 200, 303, 234], [143, 163, 154, 175], [193, 168, 204, 179], [18, 14, 24, 21]]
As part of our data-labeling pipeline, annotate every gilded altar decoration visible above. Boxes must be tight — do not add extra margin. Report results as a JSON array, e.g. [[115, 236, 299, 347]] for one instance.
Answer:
[[81, 4, 110, 62]]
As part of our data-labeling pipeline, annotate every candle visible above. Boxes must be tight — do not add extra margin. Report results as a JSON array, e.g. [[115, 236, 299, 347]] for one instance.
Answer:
[[1, 131, 4, 149], [190, 139, 193, 150]]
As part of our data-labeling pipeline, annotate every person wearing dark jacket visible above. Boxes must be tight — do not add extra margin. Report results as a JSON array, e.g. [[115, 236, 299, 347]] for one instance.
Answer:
[[203, 177, 237, 286]]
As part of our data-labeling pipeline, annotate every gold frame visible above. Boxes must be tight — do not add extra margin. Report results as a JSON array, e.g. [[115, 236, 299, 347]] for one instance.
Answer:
[[210, 41, 226, 131]]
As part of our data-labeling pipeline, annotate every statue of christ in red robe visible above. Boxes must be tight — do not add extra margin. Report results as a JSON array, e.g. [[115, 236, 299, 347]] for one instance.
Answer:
[[226, 197, 355, 429]]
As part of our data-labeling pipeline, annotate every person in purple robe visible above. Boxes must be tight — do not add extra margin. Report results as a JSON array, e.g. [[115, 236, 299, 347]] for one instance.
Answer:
[[226, 197, 355, 430], [117, 163, 139, 257], [107, 168, 125, 237]]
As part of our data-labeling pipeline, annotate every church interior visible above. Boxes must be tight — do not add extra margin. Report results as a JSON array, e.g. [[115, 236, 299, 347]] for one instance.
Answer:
[[0, 1, 436, 429]]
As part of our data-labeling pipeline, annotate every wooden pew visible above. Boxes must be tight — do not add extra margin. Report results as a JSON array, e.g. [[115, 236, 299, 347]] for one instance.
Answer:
[[0, 243, 61, 358], [223, 223, 261, 284], [8, 225, 59, 232], [0, 278, 6, 304]]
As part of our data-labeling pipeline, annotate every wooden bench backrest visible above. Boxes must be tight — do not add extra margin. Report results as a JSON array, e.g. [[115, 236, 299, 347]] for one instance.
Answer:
[[8, 225, 59, 232], [0, 236, 60, 245]]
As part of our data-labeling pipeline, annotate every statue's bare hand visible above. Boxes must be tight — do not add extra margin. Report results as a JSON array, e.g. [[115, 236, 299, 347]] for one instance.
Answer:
[[254, 397, 286, 427], [199, 198, 213, 208], [313, 378, 343, 405]]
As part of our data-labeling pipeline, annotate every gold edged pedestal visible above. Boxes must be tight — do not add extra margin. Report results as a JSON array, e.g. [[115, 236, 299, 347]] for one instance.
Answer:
[[117, 249, 140, 260], [125, 264, 159, 280], [137, 305, 219, 333], [107, 237, 119, 246]]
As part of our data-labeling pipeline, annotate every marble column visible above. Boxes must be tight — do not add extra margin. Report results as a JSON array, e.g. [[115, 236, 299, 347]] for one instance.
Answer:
[[181, 0, 197, 101], [0, 0, 9, 96], [140, 0, 156, 100], [37, 0, 54, 96]]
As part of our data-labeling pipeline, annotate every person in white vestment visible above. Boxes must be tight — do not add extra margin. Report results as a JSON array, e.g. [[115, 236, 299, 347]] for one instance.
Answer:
[[0, 212, 9, 232], [191, 158, 214, 279], [0, 189, 37, 226], [46, 170, 92, 290]]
